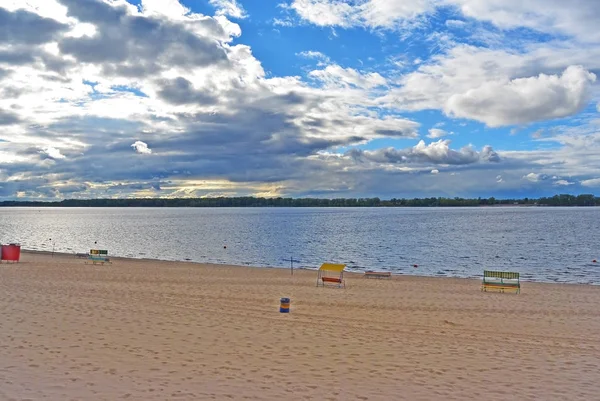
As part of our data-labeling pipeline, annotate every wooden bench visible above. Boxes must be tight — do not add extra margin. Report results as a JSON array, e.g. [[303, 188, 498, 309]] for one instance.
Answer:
[[482, 270, 520, 294], [364, 271, 392, 279]]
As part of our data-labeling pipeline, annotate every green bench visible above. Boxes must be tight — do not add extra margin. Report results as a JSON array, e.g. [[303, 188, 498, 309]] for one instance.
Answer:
[[482, 270, 520, 294], [86, 249, 111, 265]]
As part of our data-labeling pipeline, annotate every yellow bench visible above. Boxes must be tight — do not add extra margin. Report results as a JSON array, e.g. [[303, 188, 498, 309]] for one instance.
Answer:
[[317, 263, 346, 288]]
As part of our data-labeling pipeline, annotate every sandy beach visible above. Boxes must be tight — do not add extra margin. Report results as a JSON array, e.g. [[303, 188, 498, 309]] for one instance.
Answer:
[[1, 251, 599, 400]]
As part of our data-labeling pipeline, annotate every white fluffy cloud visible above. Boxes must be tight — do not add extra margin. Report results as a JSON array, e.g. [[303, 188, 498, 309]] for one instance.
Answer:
[[287, 1, 600, 129], [427, 128, 449, 138], [141, 0, 190, 18], [522, 172, 552, 182], [286, 0, 600, 42], [40, 147, 66, 160], [581, 178, 600, 187], [208, 0, 247, 19], [349, 139, 500, 165], [449, 0, 600, 42], [382, 44, 600, 126], [286, 0, 355, 27], [445, 66, 596, 127], [131, 141, 152, 154]]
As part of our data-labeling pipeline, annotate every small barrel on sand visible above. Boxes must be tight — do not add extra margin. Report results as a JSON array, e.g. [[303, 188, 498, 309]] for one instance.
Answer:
[[280, 297, 290, 313]]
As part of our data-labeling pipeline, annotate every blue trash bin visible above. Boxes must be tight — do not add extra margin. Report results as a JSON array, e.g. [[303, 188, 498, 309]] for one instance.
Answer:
[[280, 297, 290, 313]]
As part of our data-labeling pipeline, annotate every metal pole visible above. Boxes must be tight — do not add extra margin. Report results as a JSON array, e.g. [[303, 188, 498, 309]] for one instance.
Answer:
[[291, 255, 293, 276]]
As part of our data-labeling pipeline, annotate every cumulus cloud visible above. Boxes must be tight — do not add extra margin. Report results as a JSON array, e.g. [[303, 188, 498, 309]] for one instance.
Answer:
[[0, 109, 20, 126], [131, 141, 152, 155], [581, 178, 600, 187], [427, 128, 449, 138], [208, 0, 247, 19], [53, 0, 237, 78], [382, 42, 600, 123], [480, 145, 501, 162], [286, 0, 600, 42], [445, 66, 596, 127], [155, 77, 217, 105], [0, 7, 69, 45], [140, 0, 190, 18], [0, 0, 426, 200], [449, 0, 600, 42], [523, 172, 547, 182], [348, 140, 499, 166], [40, 147, 66, 160], [285, 0, 354, 27]]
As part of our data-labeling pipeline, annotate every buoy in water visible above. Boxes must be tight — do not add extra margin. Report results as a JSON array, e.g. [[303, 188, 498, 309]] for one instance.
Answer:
[[224, 245, 227, 249], [593, 259, 597, 263], [413, 264, 418, 268]]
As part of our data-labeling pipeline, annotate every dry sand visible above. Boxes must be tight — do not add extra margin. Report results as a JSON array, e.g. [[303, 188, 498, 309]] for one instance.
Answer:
[[1, 251, 599, 400]]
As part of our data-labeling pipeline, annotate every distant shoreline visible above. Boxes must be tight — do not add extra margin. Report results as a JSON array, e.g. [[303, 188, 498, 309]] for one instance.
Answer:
[[1, 194, 598, 207], [0, 205, 596, 208]]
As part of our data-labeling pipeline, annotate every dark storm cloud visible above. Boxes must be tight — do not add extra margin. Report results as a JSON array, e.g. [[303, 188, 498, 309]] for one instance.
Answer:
[[0, 109, 20, 125], [5, 88, 359, 187], [0, 49, 36, 65], [0, 8, 69, 45], [0, 47, 74, 76], [0, 68, 11, 80], [57, 0, 228, 76], [156, 77, 217, 105]]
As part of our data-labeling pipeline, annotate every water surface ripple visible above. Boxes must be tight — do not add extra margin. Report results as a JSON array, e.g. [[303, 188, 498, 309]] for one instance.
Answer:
[[1, 207, 598, 284]]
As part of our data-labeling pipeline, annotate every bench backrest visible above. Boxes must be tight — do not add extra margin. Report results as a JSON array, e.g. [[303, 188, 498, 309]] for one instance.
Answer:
[[90, 249, 108, 256], [484, 270, 519, 280]]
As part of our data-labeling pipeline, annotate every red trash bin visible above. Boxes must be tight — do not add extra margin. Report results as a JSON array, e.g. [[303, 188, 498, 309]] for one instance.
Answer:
[[1, 243, 21, 262]]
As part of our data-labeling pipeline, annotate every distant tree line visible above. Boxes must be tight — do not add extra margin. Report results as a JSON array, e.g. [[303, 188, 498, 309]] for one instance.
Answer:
[[0, 194, 599, 207]]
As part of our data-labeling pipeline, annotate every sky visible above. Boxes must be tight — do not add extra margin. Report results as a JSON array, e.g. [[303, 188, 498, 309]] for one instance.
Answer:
[[1, 0, 600, 200]]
